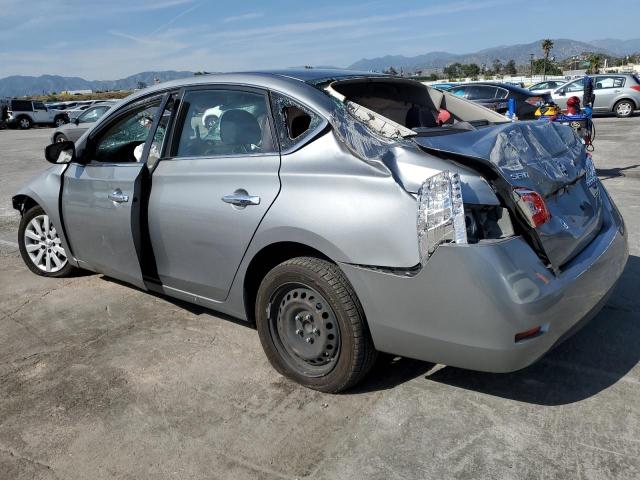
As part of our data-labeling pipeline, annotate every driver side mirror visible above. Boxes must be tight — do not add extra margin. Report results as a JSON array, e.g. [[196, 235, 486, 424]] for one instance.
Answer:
[[74, 118, 80, 125], [45, 141, 76, 164], [557, 89, 566, 97]]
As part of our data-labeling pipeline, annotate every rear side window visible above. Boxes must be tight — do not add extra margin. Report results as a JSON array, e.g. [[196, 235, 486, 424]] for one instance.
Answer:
[[33, 101, 46, 110], [449, 87, 467, 97], [465, 86, 498, 100], [10, 100, 32, 111], [595, 76, 625, 89], [270, 92, 324, 152]]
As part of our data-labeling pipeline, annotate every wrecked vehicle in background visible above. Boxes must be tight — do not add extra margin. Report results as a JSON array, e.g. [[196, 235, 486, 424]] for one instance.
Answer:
[[13, 70, 628, 393]]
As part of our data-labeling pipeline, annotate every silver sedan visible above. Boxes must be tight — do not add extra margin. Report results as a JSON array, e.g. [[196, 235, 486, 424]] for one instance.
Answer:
[[50, 102, 114, 143], [13, 70, 628, 392]]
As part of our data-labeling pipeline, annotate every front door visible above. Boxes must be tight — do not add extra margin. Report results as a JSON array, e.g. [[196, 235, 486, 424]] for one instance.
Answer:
[[148, 87, 281, 301], [61, 95, 167, 288]]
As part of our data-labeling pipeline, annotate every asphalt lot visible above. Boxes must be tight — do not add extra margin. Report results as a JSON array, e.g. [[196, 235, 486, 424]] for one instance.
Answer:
[[0, 119, 639, 480]]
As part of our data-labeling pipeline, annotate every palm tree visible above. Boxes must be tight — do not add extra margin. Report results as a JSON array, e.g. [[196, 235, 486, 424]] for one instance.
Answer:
[[541, 39, 554, 80], [589, 54, 602, 74]]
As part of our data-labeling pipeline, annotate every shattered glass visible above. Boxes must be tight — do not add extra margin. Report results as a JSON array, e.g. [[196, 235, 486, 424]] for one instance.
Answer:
[[270, 92, 324, 152]]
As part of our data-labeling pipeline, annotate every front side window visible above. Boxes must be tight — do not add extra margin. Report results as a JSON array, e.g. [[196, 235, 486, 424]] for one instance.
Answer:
[[78, 106, 108, 124], [173, 89, 274, 158], [33, 101, 46, 110], [270, 92, 323, 151], [92, 99, 161, 163], [565, 79, 585, 92], [466, 86, 497, 100]]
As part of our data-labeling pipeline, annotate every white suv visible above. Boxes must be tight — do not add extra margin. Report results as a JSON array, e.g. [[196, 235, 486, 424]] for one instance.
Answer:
[[7, 100, 69, 129]]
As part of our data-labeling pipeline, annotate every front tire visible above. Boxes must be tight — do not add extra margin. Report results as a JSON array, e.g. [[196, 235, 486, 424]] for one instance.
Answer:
[[614, 99, 635, 118], [18, 206, 75, 277], [54, 116, 67, 127], [255, 257, 377, 393]]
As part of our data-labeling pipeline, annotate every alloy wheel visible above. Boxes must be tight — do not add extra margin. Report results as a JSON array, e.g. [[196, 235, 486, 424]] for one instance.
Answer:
[[270, 284, 341, 377], [23, 214, 68, 273], [19, 118, 30, 129], [616, 102, 632, 117], [55, 118, 66, 127]]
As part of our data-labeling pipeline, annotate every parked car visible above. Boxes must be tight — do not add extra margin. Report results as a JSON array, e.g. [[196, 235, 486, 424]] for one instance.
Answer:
[[51, 103, 114, 143], [429, 82, 456, 91], [13, 70, 628, 393], [7, 100, 69, 129], [551, 74, 640, 117], [448, 82, 550, 119], [528, 80, 565, 94]]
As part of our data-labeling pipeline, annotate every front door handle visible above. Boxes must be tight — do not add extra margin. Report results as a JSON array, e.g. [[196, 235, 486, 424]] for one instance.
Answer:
[[222, 191, 260, 207], [108, 189, 129, 203]]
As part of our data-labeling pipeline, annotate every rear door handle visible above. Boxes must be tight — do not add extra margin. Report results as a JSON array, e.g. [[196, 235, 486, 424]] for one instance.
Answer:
[[108, 189, 129, 203], [222, 192, 260, 207]]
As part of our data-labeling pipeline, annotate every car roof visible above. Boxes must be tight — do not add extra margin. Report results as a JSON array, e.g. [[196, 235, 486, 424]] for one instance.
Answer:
[[452, 82, 535, 96], [117, 69, 390, 118]]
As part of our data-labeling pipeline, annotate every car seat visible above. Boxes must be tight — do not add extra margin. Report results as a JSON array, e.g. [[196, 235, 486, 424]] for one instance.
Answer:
[[220, 109, 262, 153]]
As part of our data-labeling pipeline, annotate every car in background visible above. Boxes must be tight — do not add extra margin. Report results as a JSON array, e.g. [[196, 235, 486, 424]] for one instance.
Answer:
[[528, 80, 565, 94], [50, 103, 113, 143], [429, 82, 456, 91], [448, 82, 550, 119], [7, 100, 69, 129], [551, 74, 640, 117], [13, 70, 627, 393]]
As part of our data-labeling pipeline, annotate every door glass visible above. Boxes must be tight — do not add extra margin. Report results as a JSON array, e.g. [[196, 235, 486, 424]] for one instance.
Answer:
[[92, 99, 161, 163], [449, 87, 466, 97], [78, 106, 107, 123], [33, 101, 46, 110], [565, 79, 585, 92], [173, 89, 274, 158], [595, 76, 625, 89], [270, 92, 323, 151], [466, 86, 497, 100]]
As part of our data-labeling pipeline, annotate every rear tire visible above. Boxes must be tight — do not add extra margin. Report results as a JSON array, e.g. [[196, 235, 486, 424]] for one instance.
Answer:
[[614, 99, 635, 118], [17, 116, 32, 129], [255, 257, 377, 393], [18, 205, 75, 278]]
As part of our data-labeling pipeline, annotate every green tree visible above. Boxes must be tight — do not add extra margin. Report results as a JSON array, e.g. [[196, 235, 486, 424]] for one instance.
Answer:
[[504, 60, 517, 75], [588, 54, 602, 74], [492, 59, 503, 76], [443, 63, 462, 80], [461, 63, 480, 79], [541, 39, 554, 79]]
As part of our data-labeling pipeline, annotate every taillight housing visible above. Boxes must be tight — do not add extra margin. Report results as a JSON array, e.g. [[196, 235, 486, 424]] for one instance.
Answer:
[[417, 170, 467, 261], [512, 187, 551, 228], [630, 85, 640, 92]]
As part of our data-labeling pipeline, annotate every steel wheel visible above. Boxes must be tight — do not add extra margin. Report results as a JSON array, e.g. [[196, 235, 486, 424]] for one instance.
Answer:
[[270, 284, 341, 376], [23, 214, 68, 273], [615, 100, 633, 118]]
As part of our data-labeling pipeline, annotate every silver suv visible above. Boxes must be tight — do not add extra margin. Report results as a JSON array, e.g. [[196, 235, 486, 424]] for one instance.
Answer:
[[7, 100, 69, 129], [551, 74, 640, 117]]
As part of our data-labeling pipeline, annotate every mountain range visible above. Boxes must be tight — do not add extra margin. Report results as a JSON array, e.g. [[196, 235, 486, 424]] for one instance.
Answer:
[[348, 38, 640, 72], [0, 71, 194, 98], [1, 37, 639, 97]]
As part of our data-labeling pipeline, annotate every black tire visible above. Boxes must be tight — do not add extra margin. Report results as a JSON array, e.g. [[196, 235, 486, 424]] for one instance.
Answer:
[[255, 257, 377, 393], [17, 115, 32, 129], [54, 133, 68, 143], [54, 116, 67, 127], [614, 99, 635, 118], [18, 205, 75, 278]]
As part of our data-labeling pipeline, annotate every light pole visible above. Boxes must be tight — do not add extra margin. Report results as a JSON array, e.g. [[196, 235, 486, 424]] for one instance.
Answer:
[[530, 54, 534, 83]]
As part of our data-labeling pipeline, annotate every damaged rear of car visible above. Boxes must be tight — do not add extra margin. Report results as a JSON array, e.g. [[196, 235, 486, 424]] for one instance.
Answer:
[[312, 74, 628, 373]]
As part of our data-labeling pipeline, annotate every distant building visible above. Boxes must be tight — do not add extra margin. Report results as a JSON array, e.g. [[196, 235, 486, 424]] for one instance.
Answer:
[[62, 89, 93, 95], [602, 63, 640, 74]]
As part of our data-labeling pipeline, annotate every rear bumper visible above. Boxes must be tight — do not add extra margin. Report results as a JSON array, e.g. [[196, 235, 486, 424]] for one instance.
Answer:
[[340, 188, 628, 373]]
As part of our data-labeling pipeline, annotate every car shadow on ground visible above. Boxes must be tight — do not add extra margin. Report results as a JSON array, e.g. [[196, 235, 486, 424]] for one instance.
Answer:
[[355, 255, 640, 405], [597, 164, 640, 180]]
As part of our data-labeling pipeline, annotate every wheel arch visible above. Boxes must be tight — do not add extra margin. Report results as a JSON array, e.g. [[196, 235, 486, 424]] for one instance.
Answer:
[[12, 193, 38, 215], [614, 97, 638, 110], [242, 241, 333, 325]]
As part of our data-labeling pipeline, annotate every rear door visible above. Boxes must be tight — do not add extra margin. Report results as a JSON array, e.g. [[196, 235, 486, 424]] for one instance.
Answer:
[[61, 94, 169, 288], [148, 86, 281, 301], [592, 75, 626, 111]]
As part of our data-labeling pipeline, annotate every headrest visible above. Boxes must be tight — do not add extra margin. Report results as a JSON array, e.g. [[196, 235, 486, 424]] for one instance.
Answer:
[[220, 109, 261, 146]]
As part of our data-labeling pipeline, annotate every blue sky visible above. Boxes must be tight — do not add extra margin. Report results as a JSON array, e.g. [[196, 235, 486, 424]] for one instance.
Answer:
[[0, 0, 638, 79]]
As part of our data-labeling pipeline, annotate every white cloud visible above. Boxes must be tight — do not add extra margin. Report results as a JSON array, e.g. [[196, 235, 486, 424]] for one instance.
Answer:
[[223, 12, 264, 23]]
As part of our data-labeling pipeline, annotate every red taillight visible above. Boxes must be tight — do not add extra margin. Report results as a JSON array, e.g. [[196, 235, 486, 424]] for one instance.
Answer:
[[525, 96, 544, 106], [515, 326, 542, 342], [512, 187, 551, 228], [631, 85, 640, 92]]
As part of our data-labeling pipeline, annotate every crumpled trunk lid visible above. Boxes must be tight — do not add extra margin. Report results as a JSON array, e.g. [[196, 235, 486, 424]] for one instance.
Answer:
[[413, 121, 603, 270]]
